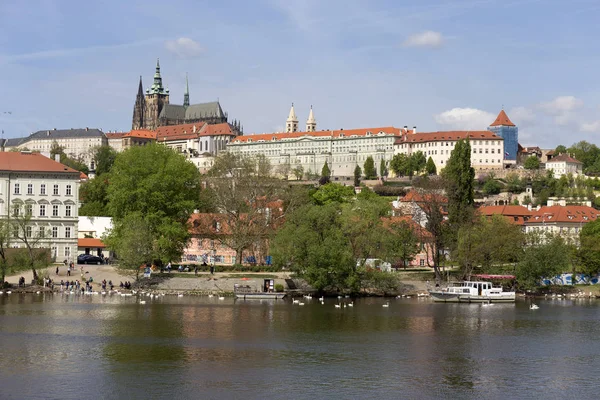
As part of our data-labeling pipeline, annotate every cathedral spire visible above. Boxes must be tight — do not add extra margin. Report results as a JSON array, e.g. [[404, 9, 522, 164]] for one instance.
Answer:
[[150, 58, 165, 94], [183, 73, 190, 107], [137, 76, 144, 97], [286, 103, 298, 133], [306, 105, 316, 132]]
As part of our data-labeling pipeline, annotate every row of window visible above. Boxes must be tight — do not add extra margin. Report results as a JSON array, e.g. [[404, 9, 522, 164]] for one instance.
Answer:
[[19, 225, 73, 239], [14, 204, 74, 218], [14, 183, 73, 196]]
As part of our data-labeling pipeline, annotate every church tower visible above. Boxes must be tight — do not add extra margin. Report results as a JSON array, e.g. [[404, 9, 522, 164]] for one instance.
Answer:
[[142, 59, 170, 130], [183, 73, 190, 107], [306, 105, 316, 132], [286, 103, 298, 133], [488, 109, 518, 162], [132, 76, 145, 130]]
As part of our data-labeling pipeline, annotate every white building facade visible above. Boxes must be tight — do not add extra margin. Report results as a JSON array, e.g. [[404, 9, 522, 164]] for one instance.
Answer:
[[545, 154, 583, 178], [394, 131, 505, 172], [2, 128, 107, 169], [0, 152, 80, 263], [228, 127, 400, 178]]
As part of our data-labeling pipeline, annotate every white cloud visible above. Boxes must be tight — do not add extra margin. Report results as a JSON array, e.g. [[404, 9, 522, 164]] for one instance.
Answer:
[[164, 37, 203, 59], [434, 107, 495, 130], [402, 31, 444, 48], [538, 96, 583, 115], [508, 106, 535, 126], [581, 120, 600, 133]]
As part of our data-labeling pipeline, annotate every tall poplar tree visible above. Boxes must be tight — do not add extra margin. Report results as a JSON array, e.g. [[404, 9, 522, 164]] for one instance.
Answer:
[[442, 139, 475, 228], [364, 156, 377, 180]]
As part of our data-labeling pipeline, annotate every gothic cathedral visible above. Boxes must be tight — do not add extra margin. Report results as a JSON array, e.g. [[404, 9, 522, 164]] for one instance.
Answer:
[[132, 59, 243, 133]]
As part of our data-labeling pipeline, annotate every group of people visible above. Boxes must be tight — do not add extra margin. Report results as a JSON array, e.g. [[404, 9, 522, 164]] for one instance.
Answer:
[[120, 281, 132, 290], [100, 279, 114, 291]]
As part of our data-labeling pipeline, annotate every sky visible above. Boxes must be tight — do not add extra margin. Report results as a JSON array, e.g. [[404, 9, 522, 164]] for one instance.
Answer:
[[1, 0, 600, 148]]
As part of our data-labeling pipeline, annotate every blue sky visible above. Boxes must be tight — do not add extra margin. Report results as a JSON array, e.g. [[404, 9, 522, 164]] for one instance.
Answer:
[[1, 0, 600, 148]]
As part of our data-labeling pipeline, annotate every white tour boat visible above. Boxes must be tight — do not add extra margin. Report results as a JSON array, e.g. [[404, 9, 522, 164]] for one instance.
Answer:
[[428, 277, 516, 303]]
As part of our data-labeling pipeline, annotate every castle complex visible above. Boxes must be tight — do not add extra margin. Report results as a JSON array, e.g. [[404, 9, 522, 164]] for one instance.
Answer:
[[131, 60, 243, 134]]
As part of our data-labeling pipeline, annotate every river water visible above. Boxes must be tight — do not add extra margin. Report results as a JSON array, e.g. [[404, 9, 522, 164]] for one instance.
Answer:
[[1, 294, 599, 400]]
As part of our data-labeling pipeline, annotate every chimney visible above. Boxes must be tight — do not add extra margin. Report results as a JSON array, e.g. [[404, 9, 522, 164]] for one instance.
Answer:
[[53, 128, 56, 130], [86, 127, 89, 131], [46, 130, 50, 136], [413, 126, 417, 134]]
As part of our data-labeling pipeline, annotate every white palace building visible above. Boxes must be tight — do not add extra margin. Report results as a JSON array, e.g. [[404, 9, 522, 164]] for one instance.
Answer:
[[226, 105, 510, 178]]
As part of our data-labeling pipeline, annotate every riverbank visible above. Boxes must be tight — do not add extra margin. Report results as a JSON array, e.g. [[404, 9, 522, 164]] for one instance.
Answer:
[[4, 265, 430, 296]]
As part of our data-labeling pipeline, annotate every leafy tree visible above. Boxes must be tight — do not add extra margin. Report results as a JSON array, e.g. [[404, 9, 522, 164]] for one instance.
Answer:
[[0, 219, 10, 283], [579, 219, 600, 275], [92, 145, 118, 176], [379, 159, 387, 179], [206, 153, 300, 264], [79, 175, 110, 216], [555, 145, 567, 155], [106, 144, 201, 269], [104, 213, 153, 279], [276, 161, 292, 180], [505, 172, 525, 193], [384, 219, 419, 269], [442, 139, 475, 228], [364, 156, 377, 180], [292, 165, 304, 181], [353, 165, 362, 187], [411, 152, 427, 176], [311, 183, 355, 206], [425, 157, 437, 175], [482, 179, 502, 195], [319, 161, 331, 185], [567, 141, 600, 171], [10, 204, 50, 281], [517, 232, 570, 289], [390, 154, 410, 177], [524, 155, 540, 170]]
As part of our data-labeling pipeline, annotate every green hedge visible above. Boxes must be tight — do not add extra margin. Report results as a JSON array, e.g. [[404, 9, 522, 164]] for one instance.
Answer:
[[174, 264, 282, 273]]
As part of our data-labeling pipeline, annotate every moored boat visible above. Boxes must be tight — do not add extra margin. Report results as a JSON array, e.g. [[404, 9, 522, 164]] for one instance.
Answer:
[[428, 279, 515, 303]]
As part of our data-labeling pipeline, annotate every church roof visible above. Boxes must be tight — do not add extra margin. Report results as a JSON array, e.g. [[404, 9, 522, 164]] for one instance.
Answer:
[[490, 110, 515, 127], [159, 101, 225, 122], [185, 101, 225, 120], [29, 128, 104, 140]]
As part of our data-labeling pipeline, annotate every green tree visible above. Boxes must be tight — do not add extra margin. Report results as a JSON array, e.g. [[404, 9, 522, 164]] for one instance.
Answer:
[[79, 175, 110, 216], [442, 139, 475, 228], [92, 145, 118, 176], [311, 183, 355, 206], [425, 157, 437, 175], [10, 204, 50, 282], [524, 155, 540, 170], [555, 145, 567, 155], [320, 161, 331, 185], [379, 159, 387, 178], [292, 165, 304, 181], [106, 144, 201, 269], [505, 172, 525, 194], [579, 219, 600, 275], [482, 179, 502, 195], [104, 213, 153, 279], [206, 153, 300, 264], [353, 165, 362, 187], [411, 152, 427, 176], [363, 156, 377, 180], [517, 232, 570, 289], [384, 219, 419, 269], [390, 154, 410, 177], [567, 141, 600, 172]]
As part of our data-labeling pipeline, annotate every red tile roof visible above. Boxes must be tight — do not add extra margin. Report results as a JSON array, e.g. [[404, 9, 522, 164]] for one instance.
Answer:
[[490, 110, 515, 127], [477, 205, 532, 225], [156, 123, 206, 140], [105, 132, 127, 139], [397, 131, 501, 144], [78, 238, 106, 248], [529, 206, 600, 224], [80, 171, 89, 180], [0, 152, 79, 174], [203, 123, 234, 136], [231, 127, 401, 143], [546, 154, 582, 164], [124, 130, 156, 139]]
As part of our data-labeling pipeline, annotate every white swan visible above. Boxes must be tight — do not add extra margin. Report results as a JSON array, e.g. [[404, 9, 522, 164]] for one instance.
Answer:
[[218, 296, 225, 300], [299, 302, 305, 306], [208, 294, 214, 298], [140, 300, 146, 304], [348, 302, 354, 307], [178, 294, 184, 297], [530, 304, 539, 310], [334, 304, 341, 308], [382, 301, 390, 308], [319, 296, 324, 301]]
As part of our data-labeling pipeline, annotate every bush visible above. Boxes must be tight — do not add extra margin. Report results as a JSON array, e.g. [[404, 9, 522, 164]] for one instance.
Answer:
[[274, 283, 284, 292], [372, 185, 407, 197]]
